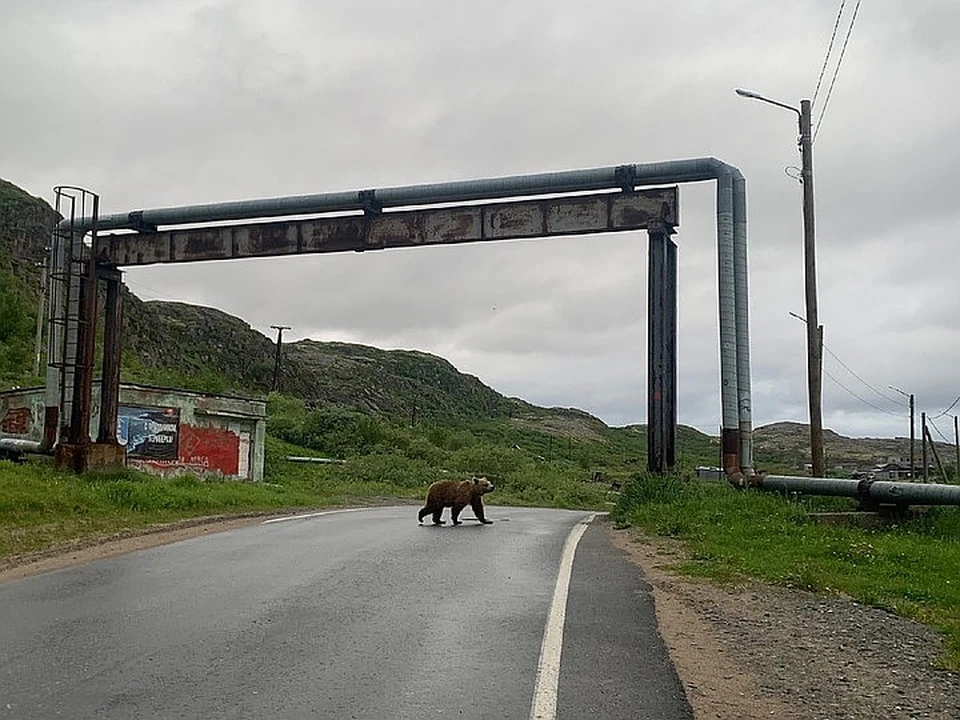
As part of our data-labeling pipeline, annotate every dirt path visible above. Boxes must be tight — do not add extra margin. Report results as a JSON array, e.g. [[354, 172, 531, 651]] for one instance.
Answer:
[[3, 514, 959, 718], [608, 524, 960, 720]]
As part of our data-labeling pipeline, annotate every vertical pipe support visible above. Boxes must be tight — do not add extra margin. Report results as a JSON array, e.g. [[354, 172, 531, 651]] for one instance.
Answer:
[[717, 172, 742, 481], [647, 221, 677, 473], [732, 172, 753, 472], [68, 270, 90, 444], [42, 228, 65, 451], [97, 268, 123, 444], [70, 256, 98, 441]]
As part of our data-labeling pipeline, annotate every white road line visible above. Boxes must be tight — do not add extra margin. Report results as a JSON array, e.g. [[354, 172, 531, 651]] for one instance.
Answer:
[[529, 513, 598, 720], [261, 507, 372, 525]]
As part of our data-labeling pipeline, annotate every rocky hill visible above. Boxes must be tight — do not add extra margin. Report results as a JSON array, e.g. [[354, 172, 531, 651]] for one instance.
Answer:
[[0, 179, 53, 279], [0, 180, 56, 386], [754, 421, 954, 474]]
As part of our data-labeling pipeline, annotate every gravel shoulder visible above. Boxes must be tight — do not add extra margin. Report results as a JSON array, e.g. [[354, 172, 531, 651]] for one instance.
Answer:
[[3, 514, 959, 719], [608, 523, 960, 720]]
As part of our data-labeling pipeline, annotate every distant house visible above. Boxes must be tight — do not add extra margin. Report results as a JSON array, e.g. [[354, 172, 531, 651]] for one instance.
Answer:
[[852, 462, 913, 481], [872, 462, 913, 480]]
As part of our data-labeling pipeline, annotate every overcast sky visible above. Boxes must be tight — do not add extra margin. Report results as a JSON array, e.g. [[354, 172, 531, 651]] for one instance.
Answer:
[[3, 0, 959, 439]]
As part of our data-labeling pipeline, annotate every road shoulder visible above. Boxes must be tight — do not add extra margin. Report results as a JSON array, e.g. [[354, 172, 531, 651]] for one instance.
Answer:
[[608, 522, 960, 720], [0, 515, 267, 583], [557, 520, 693, 718]]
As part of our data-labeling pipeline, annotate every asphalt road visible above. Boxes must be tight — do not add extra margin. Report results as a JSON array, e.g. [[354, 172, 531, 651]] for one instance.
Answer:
[[0, 506, 691, 719]]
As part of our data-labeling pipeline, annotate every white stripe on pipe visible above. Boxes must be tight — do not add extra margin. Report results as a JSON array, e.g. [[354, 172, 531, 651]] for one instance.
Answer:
[[261, 507, 370, 525], [529, 513, 598, 720]]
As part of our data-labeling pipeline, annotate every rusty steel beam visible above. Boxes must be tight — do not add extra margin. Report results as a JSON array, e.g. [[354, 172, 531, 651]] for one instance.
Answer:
[[647, 221, 677, 474], [97, 268, 123, 444], [101, 188, 678, 266]]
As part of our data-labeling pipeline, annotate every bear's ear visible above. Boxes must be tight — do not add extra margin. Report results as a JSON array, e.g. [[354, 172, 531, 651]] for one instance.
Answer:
[[471, 476, 479, 484]]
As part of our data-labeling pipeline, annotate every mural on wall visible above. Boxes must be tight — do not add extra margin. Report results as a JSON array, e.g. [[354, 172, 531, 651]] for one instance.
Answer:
[[117, 405, 180, 460], [118, 406, 242, 477]]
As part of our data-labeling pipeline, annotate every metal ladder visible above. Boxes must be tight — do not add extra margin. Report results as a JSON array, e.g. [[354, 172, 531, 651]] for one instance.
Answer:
[[46, 187, 99, 444]]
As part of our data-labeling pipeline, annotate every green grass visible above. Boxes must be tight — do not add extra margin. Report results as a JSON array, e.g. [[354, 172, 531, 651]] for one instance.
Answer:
[[614, 472, 960, 670], [0, 433, 613, 561]]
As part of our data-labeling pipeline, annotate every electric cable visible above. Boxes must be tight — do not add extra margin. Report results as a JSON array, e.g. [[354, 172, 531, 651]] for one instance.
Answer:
[[813, 0, 863, 141]]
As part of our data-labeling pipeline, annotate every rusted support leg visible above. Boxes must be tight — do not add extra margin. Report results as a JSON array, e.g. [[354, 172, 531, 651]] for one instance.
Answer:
[[97, 268, 123, 444], [647, 222, 678, 473], [69, 272, 94, 445]]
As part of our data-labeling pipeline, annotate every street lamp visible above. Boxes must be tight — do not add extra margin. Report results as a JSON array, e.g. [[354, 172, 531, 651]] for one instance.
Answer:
[[737, 88, 824, 477], [889, 385, 916, 479]]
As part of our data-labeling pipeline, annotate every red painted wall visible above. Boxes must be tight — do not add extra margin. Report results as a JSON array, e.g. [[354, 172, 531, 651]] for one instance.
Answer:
[[134, 423, 240, 477], [177, 424, 240, 476]]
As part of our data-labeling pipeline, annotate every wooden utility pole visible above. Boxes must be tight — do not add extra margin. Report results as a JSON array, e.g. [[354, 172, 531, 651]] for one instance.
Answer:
[[909, 394, 916, 480], [33, 260, 46, 377], [270, 325, 290, 392], [921, 412, 929, 482], [737, 89, 824, 478], [925, 422, 948, 484], [890, 386, 915, 478], [799, 99, 825, 478]]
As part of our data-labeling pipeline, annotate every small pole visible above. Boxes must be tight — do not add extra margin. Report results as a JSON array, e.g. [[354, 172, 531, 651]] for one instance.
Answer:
[[954, 415, 959, 483], [33, 260, 47, 377], [270, 325, 290, 392], [921, 412, 929, 482], [925, 422, 948, 484], [909, 394, 915, 480]]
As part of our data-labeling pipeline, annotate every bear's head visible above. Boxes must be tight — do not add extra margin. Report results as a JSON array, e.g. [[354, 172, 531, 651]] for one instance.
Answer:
[[471, 476, 495, 494]]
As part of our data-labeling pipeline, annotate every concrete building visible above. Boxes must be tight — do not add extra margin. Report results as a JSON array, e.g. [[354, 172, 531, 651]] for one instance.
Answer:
[[0, 383, 266, 481]]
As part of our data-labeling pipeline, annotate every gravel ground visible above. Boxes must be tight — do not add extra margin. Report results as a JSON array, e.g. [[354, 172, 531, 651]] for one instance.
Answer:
[[609, 524, 960, 720]]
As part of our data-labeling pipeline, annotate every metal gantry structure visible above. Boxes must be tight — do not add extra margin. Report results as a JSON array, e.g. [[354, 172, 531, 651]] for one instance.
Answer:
[[39, 158, 758, 477]]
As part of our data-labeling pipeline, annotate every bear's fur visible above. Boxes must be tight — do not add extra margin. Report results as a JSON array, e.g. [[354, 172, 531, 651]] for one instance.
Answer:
[[417, 476, 495, 526]]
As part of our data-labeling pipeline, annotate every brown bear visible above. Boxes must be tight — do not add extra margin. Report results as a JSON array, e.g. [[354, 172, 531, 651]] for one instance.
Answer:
[[417, 476, 495, 526]]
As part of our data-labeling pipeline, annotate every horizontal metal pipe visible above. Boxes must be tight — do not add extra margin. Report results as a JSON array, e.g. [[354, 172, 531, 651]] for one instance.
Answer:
[[62, 157, 733, 232], [761, 475, 960, 506], [0, 438, 45, 454], [284, 456, 346, 464], [761, 476, 862, 497]]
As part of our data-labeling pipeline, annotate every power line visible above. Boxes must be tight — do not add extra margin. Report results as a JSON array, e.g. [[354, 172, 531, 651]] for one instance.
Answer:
[[789, 312, 906, 418], [812, 0, 847, 108], [928, 416, 952, 444], [931, 395, 960, 420], [813, 0, 863, 142], [823, 367, 907, 417], [822, 344, 904, 408], [788, 312, 902, 409]]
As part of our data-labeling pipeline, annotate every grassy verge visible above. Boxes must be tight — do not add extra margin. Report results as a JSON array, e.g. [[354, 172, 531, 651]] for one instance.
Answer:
[[0, 436, 613, 561], [614, 472, 960, 670]]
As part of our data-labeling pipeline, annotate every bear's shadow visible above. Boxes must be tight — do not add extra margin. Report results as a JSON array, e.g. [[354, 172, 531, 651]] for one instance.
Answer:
[[422, 519, 495, 528]]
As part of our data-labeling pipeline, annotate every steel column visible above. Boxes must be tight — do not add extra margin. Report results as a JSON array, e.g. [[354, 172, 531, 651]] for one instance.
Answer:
[[647, 221, 677, 473], [68, 274, 92, 444], [97, 268, 123, 444]]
